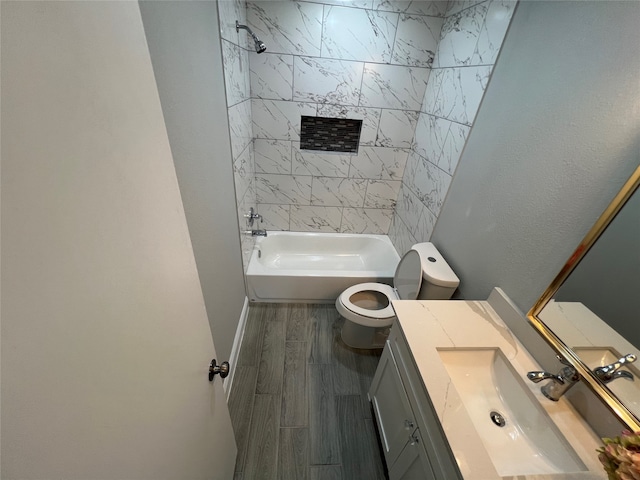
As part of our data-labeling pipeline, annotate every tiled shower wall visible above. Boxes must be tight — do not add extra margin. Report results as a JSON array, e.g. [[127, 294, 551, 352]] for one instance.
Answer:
[[248, 0, 447, 233], [390, 0, 516, 255], [218, 0, 516, 270], [219, 0, 256, 271]]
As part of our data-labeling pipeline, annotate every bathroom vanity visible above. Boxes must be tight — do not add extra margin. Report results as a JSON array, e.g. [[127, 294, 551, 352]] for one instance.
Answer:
[[369, 294, 606, 480]]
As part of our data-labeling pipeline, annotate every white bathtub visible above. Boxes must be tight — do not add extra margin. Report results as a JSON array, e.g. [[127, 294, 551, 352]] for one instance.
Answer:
[[246, 231, 400, 303]]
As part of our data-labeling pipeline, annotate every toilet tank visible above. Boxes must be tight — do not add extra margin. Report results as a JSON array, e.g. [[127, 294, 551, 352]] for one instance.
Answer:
[[411, 243, 460, 300]]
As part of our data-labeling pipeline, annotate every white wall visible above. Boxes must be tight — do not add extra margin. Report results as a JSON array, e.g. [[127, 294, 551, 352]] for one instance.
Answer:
[[1, 2, 236, 476], [139, 1, 246, 363], [431, 1, 640, 313]]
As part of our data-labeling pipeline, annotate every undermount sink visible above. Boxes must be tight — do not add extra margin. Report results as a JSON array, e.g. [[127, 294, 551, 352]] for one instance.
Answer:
[[438, 348, 587, 477]]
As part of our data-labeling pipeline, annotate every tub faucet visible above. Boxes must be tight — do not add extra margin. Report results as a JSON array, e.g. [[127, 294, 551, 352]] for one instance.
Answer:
[[244, 229, 267, 237], [244, 207, 261, 227], [527, 355, 580, 401], [593, 353, 636, 383]]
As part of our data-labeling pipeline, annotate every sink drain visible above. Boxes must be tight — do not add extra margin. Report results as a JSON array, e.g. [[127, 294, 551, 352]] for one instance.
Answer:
[[489, 411, 506, 427]]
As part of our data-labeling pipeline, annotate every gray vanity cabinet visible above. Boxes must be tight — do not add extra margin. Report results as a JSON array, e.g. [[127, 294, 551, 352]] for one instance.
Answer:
[[369, 326, 462, 480]]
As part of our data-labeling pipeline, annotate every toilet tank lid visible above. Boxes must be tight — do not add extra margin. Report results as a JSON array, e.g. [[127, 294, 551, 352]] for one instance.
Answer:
[[411, 243, 460, 288]]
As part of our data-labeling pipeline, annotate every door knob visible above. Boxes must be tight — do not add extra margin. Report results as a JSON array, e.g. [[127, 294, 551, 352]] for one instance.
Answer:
[[209, 359, 230, 381]]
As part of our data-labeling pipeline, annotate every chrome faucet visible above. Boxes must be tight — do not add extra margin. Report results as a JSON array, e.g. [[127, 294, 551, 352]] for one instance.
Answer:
[[243, 229, 267, 237], [527, 355, 580, 401], [593, 353, 636, 383], [244, 207, 261, 227]]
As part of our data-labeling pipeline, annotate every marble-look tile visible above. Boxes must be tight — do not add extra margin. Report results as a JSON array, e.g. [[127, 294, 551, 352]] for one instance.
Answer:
[[445, 0, 486, 17], [395, 183, 422, 234], [290, 205, 343, 232], [413, 113, 448, 164], [438, 121, 469, 175], [316, 105, 381, 146], [436, 66, 492, 125], [254, 139, 292, 175], [257, 203, 291, 231], [321, 6, 398, 63], [218, 0, 246, 45], [256, 173, 312, 205], [373, 0, 448, 17], [375, 110, 418, 148], [348, 147, 408, 181], [222, 40, 251, 107], [240, 233, 255, 274], [233, 142, 255, 199], [388, 213, 417, 257], [292, 144, 351, 177], [247, 2, 323, 56], [414, 202, 437, 241], [250, 53, 294, 101], [420, 67, 444, 115], [409, 156, 451, 216], [434, 2, 487, 68], [310, 0, 373, 9], [471, 0, 517, 66], [311, 177, 367, 207], [392, 14, 443, 67], [402, 148, 421, 183], [228, 100, 253, 160], [360, 64, 429, 111], [293, 57, 363, 106], [252, 99, 317, 141], [341, 208, 393, 234], [364, 179, 401, 208]]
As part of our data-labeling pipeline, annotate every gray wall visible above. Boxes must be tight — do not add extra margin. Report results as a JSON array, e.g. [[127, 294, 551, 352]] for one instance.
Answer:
[[432, 0, 640, 314], [556, 186, 640, 347], [140, 1, 246, 362]]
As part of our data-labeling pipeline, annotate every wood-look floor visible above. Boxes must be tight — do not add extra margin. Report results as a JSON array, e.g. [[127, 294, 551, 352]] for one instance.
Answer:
[[229, 303, 387, 480]]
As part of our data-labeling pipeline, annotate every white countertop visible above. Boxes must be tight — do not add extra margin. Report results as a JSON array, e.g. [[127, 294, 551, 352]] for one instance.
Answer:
[[391, 299, 606, 480]]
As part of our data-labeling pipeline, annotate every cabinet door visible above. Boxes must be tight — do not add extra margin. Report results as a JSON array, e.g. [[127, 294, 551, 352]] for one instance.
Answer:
[[369, 343, 416, 467], [389, 430, 436, 480]]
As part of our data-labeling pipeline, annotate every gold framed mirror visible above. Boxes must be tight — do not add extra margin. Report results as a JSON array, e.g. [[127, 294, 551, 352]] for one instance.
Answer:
[[527, 165, 640, 431]]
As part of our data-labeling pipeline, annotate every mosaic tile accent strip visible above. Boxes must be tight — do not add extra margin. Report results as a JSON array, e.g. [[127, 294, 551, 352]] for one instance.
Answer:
[[300, 116, 363, 153]]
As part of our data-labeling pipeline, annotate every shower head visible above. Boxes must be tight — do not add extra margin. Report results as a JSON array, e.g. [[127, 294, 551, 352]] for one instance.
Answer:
[[254, 38, 267, 54], [236, 21, 267, 54]]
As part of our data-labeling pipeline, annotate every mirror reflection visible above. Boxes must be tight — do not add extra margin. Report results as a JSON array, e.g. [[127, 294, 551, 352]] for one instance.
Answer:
[[538, 179, 640, 420]]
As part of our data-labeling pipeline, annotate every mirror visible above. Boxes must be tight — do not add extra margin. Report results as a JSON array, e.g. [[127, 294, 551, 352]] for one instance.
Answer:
[[528, 166, 640, 431]]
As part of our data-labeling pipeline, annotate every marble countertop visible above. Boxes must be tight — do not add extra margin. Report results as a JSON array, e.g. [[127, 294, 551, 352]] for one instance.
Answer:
[[391, 299, 606, 480]]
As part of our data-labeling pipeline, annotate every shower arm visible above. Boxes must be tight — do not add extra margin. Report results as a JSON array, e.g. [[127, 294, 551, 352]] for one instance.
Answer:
[[236, 21, 267, 53]]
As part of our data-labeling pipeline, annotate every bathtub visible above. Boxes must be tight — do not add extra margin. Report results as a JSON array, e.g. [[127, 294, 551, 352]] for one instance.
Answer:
[[246, 231, 400, 303]]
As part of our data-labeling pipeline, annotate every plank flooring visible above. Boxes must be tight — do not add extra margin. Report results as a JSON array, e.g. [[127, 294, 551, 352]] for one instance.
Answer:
[[228, 303, 387, 480]]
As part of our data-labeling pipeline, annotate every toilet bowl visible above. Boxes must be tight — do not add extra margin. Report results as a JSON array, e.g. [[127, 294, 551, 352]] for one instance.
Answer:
[[336, 242, 459, 349]]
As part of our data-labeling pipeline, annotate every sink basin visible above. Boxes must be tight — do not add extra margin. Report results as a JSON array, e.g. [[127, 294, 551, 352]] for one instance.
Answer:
[[438, 348, 587, 476], [574, 347, 640, 413]]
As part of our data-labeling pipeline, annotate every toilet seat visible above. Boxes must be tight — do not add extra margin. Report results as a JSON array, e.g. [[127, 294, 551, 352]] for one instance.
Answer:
[[337, 283, 398, 326], [336, 250, 423, 328]]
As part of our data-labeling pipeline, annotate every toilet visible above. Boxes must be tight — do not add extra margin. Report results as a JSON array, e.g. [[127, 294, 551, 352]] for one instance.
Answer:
[[336, 242, 459, 349]]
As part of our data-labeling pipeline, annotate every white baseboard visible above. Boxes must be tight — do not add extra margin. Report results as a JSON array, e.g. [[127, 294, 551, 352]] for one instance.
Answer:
[[223, 296, 249, 402]]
